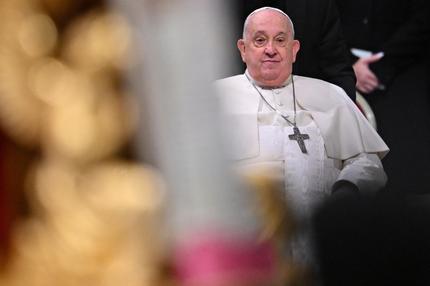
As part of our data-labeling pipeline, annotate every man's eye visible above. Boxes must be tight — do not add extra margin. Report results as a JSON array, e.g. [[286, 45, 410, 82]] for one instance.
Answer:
[[254, 38, 266, 46], [276, 38, 286, 45]]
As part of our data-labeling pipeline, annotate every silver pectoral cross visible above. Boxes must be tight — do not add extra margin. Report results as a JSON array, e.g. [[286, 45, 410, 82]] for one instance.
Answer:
[[288, 126, 309, 153]]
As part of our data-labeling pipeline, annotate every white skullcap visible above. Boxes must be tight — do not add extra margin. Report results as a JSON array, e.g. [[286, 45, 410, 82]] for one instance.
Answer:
[[242, 7, 295, 39]]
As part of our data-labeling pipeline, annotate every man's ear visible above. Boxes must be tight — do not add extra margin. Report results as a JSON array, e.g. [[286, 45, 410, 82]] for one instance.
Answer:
[[237, 39, 246, 63], [291, 39, 300, 63]]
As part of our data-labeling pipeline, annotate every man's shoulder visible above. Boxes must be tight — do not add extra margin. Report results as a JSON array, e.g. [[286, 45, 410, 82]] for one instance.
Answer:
[[214, 74, 247, 87], [213, 74, 252, 98], [293, 75, 354, 110], [294, 75, 346, 93]]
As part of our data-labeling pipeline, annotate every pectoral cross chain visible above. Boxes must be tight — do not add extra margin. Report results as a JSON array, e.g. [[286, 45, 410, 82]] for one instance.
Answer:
[[246, 74, 310, 154], [289, 126, 309, 153]]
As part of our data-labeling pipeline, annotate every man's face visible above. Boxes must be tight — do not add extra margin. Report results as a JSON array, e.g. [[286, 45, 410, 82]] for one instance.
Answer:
[[237, 10, 300, 87]]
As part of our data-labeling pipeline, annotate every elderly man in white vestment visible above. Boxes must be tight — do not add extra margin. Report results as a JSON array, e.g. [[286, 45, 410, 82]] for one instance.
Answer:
[[214, 6, 389, 268]]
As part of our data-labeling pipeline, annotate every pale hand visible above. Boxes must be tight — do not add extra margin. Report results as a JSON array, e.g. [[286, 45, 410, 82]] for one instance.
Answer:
[[353, 53, 383, 94]]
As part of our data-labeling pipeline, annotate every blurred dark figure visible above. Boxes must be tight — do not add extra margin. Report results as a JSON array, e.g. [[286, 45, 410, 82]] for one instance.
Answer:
[[334, 0, 430, 194], [313, 192, 430, 286], [231, 0, 357, 101]]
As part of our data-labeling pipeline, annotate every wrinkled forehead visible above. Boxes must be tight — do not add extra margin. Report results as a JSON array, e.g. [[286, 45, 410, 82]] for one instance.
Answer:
[[244, 8, 294, 38]]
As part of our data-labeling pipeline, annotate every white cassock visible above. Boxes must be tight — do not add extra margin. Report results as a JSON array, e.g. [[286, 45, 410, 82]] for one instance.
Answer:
[[214, 72, 390, 265]]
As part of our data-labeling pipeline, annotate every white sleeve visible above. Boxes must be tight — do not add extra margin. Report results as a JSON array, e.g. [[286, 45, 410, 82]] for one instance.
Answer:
[[336, 153, 387, 193]]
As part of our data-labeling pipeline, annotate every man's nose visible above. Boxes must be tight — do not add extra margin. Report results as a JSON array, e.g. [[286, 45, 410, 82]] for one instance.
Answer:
[[264, 41, 277, 56]]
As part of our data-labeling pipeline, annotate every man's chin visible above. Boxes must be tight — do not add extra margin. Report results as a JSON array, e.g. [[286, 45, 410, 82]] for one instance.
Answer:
[[259, 72, 286, 87], [260, 71, 279, 80]]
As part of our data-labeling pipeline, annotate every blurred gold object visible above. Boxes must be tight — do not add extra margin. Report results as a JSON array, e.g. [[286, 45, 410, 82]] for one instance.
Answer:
[[62, 10, 132, 73], [0, 1, 48, 146], [0, 1, 169, 285], [3, 160, 167, 286], [0, 1, 135, 151], [245, 174, 296, 242], [39, 0, 100, 25], [18, 13, 58, 58], [245, 174, 312, 286]]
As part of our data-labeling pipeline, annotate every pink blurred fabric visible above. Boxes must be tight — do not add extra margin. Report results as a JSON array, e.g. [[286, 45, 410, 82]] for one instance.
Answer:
[[174, 232, 276, 285]]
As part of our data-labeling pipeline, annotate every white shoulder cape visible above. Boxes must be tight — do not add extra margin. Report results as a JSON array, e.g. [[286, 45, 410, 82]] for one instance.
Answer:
[[214, 74, 389, 161]]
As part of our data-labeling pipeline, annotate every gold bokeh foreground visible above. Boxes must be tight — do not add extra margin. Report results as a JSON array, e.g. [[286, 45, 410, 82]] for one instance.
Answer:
[[0, 0, 133, 156], [2, 162, 168, 286], [0, 0, 171, 285]]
